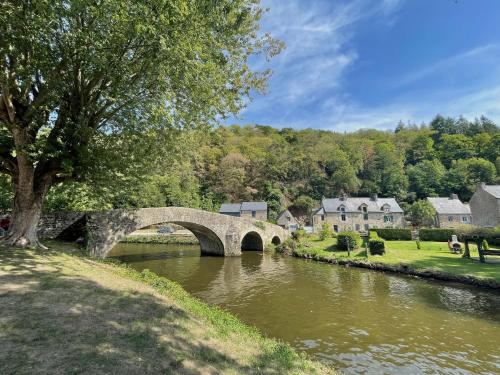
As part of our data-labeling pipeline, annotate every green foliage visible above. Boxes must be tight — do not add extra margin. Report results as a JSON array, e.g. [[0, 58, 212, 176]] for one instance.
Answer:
[[406, 200, 436, 227], [337, 231, 361, 250], [319, 223, 333, 241], [419, 228, 455, 242], [0, 175, 12, 212], [416, 240, 421, 249], [374, 228, 412, 240], [482, 239, 490, 251], [292, 229, 307, 242], [368, 239, 386, 255], [253, 221, 266, 230], [369, 230, 381, 240]]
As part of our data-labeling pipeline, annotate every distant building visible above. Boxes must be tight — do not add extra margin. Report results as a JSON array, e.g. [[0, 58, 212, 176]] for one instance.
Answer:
[[427, 194, 472, 228], [277, 210, 299, 231], [312, 194, 405, 233], [219, 201, 268, 221], [469, 183, 500, 227]]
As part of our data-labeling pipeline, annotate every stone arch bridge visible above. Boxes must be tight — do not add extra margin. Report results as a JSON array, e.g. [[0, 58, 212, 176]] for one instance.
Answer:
[[39, 207, 288, 258]]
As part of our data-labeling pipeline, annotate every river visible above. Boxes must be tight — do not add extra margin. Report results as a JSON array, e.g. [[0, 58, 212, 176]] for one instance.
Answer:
[[109, 243, 500, 374]]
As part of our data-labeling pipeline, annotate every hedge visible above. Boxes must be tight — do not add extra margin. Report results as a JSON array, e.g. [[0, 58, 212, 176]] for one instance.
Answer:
[[419, 228, 455, 242], [368, 239, 385, 255], [373, 228, 412, 241], [337, 231, 361, 250]]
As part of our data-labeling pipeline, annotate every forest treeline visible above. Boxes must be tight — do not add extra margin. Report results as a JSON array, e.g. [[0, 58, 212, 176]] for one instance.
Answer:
[[0, 114, 498, 222]]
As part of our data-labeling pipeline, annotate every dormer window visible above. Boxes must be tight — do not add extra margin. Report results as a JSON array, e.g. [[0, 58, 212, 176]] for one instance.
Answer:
[[361, 205, 368, 220], [382, 204, 390, 213]]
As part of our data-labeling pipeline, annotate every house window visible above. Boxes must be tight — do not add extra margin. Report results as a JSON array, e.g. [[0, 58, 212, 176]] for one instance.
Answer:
[[362, 206, 368, 220], [364, 224, 369, 230], [252, 211, 256, 218], [448, 216, 453, 222], [462, 216, 469, 222], [333, 225, 338, 232], [355, 224, 360, 231], [384, 215, 393, 222], [321, 215, 325, 221], [340, 207, 346, 221]]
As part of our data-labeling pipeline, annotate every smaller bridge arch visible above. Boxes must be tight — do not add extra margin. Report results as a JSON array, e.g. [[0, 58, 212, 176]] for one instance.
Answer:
[[241, 231, 264, 251]]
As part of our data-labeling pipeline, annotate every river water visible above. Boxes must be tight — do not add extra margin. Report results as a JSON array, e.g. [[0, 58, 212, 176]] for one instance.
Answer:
[[109, 243, 500, 374]]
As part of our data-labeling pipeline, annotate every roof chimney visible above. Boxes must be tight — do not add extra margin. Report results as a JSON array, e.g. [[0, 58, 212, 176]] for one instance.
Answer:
[[370, 193, 378, 201], [449, 193, 458, 200]]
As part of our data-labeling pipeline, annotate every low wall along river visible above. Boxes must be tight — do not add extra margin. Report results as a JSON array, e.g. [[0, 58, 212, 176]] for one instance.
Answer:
[[109, 243, 500, 374]]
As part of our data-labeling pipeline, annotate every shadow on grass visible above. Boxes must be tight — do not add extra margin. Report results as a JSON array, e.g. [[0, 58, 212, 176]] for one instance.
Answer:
[[0, 247, 307, 375]]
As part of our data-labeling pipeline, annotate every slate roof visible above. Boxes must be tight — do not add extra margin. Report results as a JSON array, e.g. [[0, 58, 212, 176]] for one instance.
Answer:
[[427, 197, 471, 215], [219, 203, 242, 213], [241, 201, 267, 211], [483, 185, 500, 198], [312, 207, 324, 215], [321, 197, 404, 213], [277, 210, 298, 225]]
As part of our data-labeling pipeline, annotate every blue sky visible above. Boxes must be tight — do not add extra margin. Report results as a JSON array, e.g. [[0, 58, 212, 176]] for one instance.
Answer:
[[229, 0, 500, 131]]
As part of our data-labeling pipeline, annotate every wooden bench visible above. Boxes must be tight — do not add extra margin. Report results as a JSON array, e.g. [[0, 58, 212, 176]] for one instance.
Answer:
[[478, 246, 500, 263]]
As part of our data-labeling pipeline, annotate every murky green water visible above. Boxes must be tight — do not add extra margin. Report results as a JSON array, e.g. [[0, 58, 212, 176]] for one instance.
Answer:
[[110, 243, 500, 374]]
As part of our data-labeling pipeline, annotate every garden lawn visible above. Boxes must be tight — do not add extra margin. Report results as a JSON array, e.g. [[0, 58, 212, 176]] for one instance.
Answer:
[[0, 242, 333, 375], [297, 237, 500, 283]]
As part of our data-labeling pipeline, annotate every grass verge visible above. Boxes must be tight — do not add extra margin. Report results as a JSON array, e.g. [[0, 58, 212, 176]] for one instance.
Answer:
[[293, 236, 500, 287], [0, 241, 333, 374]]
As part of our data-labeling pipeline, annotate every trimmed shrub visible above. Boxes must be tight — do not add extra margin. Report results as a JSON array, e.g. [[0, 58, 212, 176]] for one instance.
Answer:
[[368, 239, 385, 255], [373, 228, 412, 240], [369, 230, 381, 240], [482, 239, 489, 250], [319, 222, 333, 241], [337, 231, 361, 250], [419, 228, 455, 242], [416, 240, 421, 249]]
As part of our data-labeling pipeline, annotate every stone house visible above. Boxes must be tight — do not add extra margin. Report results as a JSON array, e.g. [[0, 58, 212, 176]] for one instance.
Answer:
[[277, 210, 299, 231], [469, 183, 500, 227], [312, 194, 405, 233], [427, 194, 472, 228], [219, 201, 268, 221]]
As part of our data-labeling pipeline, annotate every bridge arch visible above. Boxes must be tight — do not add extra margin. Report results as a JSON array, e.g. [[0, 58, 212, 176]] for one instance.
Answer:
[[271, 236, 281, 245], [241, 231, 264, 251]]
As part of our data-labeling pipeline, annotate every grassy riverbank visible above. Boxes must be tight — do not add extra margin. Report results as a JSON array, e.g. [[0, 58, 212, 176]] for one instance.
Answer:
[[0, 242, 333, 374], [121, 234, 199, 245], [294, 236, 500, 284]]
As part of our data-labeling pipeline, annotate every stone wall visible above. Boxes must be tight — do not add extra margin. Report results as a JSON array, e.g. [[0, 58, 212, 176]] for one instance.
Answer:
[[435, 213, 472, 228], [38, 212, 86, 239]]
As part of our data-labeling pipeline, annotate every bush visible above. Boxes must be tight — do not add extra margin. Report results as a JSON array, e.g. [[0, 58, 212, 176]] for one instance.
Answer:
[[253, 221, 266, 230], [369, 230, 381, 240], [368, 239, 385, 255], [337, 231, 361, 250], [482, 239, 489, 250], [419, 228, 455, 242], [416, 240, 421, 249], [276, 238, 297, 255], [319, 222, 333, 241], [292, 229, 306, 242], [373, 228, 411, 240]]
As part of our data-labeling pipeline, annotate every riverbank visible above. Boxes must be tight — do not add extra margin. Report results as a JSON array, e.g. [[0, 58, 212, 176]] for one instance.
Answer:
[[290, 237, 500, 289], [0, 242, 333, 374], [121, 234, 199, 245]]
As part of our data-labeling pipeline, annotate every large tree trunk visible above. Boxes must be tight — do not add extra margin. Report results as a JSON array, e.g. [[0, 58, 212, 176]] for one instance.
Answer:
[[3, 167, 51, 249]]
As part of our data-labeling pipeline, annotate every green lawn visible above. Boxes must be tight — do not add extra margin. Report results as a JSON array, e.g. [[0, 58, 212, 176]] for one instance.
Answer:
[[297, 236, 500, 283]]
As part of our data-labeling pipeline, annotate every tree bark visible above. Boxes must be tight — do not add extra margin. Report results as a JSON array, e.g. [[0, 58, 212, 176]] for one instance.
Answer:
[[2, 166, 51, 249]]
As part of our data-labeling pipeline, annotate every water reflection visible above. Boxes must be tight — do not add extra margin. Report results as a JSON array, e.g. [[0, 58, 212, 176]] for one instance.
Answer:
[[111, 243, 500, 374]]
